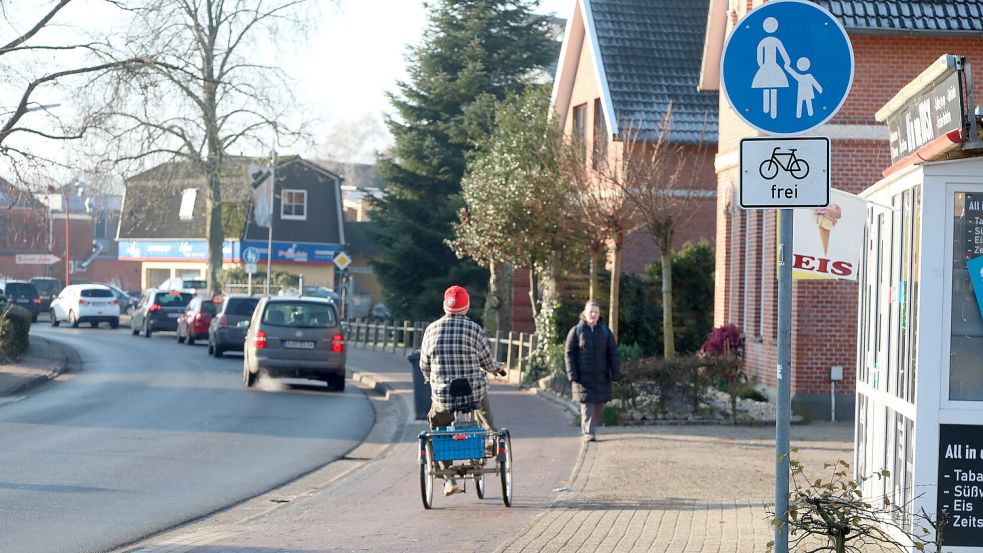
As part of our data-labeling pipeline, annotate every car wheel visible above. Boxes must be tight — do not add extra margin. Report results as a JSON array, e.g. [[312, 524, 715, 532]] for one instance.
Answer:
[[144, 321, 152, 338], [213, 344, 224, 358], [50, 310, 60, 327], [69, 311, 80, 328], [177, 328, 185, 343], [131, 317, 139, 335], [31, 314, 38, 323], [242, 360, 256, 387], [90, 321, 99, 328], [187, 334, 195, 346], [110, 318, 119, 329], [207, 340, 214, 355]]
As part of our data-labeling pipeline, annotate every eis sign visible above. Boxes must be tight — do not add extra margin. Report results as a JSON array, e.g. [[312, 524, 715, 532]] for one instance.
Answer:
[[791, 188, 867, 281]]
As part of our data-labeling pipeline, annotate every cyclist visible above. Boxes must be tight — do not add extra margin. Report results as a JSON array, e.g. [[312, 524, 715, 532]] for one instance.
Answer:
[[419, 285, 506, 496]]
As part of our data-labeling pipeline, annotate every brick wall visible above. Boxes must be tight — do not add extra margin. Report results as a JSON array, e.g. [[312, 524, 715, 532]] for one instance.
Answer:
[[713, 29, 983, 411]]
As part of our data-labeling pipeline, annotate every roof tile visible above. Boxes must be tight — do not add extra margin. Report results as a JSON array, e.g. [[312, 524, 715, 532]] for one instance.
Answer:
[[819, 0, 981, 33], [588, 0, 718, 144]]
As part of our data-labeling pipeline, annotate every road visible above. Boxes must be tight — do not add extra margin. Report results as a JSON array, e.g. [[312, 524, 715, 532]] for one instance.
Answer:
[[0, 324, 375, 553]]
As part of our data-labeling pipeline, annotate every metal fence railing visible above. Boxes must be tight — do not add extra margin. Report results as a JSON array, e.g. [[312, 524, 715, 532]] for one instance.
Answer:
[[341, 319, 537, 385]]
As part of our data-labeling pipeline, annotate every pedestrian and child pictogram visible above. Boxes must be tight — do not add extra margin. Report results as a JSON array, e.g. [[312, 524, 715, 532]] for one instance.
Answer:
[[721, 0, 853, 136]]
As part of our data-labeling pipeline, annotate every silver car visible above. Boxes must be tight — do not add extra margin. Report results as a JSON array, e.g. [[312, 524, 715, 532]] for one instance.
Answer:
[[242, 297, 346, 391]]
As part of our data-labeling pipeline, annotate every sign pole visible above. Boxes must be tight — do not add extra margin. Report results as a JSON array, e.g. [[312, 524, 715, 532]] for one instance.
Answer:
[[775, 207, 794, 553], [265, 150, 275, 296]]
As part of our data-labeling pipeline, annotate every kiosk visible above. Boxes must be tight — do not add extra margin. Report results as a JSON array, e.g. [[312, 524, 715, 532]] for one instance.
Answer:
[[857, 55, 983, 550]]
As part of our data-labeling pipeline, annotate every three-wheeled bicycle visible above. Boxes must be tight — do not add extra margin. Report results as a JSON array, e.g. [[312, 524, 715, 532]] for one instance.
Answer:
[[418, 379, 513, 509]]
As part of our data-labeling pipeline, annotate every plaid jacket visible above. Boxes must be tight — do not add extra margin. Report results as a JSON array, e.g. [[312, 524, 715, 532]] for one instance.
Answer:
[[419, 314, 496, 411]]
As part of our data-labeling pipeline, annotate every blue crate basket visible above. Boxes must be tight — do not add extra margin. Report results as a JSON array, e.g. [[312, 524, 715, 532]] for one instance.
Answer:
[[431, 423, 486, 461]]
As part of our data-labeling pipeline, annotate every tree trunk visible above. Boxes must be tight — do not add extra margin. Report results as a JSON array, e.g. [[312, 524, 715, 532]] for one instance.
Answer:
[[501, 262, 513, 333], [660, 244, 675, 359], [588, 247, 599, 301], [483, 260, 501, 334], [608, 237, 622, 341], [205, 167, 223, 297], [528, 266, 538, 322]]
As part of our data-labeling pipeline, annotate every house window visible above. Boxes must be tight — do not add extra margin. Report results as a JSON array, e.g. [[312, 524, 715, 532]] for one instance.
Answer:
[[281, 189, 307, 220], [572, 103, 587, 152], [592, 98, 607, 169], [179, 188, 197, 221]]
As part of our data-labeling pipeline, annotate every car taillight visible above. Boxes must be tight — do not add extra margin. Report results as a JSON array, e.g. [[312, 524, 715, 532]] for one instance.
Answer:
[[78, 299, 86, 305], [255, 330, 267, 349], [216, 315, 229, 327], [330, 333, 344, 353], [194, 312, 202, 321], [149, 304, 162, 312], [109, 299, 119, 305], [33, 298, 41, 305]]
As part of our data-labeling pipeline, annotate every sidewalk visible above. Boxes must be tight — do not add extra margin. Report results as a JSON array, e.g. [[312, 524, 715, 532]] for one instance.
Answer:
[[0, 335, 75, 400], [2, 337, 854, 552]]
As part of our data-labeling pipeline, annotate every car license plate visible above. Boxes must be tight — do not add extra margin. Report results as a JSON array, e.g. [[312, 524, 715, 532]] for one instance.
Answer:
[[168, 313, 180, 318], [283, 340, 315, 350]]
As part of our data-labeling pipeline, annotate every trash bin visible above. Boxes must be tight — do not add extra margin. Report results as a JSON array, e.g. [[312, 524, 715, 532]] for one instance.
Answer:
[[407, 349, 431, 421]]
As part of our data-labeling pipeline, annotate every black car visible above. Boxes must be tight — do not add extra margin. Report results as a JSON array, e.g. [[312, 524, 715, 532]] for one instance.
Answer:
[[30, 277, 63, 313], [0, 281, 41, 321], [207, 294, 259, 357], [130, 289, 193, 337]]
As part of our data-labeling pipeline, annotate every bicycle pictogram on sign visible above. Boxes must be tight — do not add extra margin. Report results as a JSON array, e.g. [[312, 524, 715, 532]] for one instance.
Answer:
[[759, 147, 809, 180]]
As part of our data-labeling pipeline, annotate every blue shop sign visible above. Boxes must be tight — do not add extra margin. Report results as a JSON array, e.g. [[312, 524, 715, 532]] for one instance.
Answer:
[[238, 241, 342, 265], [119, 240, 236, 261]]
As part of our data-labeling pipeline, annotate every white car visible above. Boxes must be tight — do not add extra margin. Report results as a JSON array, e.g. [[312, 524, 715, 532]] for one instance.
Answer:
[[159, 276, 208, 296], [50, 284, 121, 328]]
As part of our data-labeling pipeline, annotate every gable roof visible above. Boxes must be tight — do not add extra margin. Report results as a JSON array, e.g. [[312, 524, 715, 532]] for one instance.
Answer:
[[817, 1, 983, 34], [117, 157, 340, 241], [553, 0, 718, 144], [0, 177, 43, 210]]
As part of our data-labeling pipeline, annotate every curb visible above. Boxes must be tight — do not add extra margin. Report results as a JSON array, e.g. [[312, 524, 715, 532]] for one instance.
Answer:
[[0, 335, 80, 398]]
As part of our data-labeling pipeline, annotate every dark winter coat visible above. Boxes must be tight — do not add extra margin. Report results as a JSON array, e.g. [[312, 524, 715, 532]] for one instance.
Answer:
[[564, 317, 620, 403]]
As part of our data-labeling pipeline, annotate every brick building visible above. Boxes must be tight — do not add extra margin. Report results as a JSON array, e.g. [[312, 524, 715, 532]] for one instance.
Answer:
[[510, 0, 719, 333], [699, 0, 983, 419]]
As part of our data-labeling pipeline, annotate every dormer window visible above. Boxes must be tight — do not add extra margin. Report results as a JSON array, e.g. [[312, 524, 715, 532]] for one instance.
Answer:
[[179, 188, 197, 220], [281, 189, 307, 220]]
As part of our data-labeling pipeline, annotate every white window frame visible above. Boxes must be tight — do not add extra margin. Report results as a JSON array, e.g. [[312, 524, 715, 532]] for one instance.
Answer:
[[179, 188, 197, 221], [280, 189, 307, 221]]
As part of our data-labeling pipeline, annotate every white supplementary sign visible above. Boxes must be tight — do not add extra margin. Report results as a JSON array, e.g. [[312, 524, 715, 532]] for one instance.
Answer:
[[740, 136, 829, 208], [333, 251, 351, 270], [245, 263, 257, 274], [15, 254, 61, 265]]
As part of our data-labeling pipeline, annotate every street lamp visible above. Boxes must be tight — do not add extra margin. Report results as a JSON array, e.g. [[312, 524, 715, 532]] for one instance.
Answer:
[[46, 184, 71, 286], [0, 102, 61, 117]]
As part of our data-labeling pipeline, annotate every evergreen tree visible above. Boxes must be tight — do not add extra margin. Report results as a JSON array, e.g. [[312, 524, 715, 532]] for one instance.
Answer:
[[371, 0, 556, 321]]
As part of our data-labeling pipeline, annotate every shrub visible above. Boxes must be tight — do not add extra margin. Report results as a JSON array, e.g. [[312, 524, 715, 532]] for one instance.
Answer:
[[702, 324, 746, 422], [738, 386, 768, 402], [0, 304, 32, 359]]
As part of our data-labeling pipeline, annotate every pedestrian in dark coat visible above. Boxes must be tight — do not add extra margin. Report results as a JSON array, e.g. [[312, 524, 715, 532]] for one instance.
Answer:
[[564, 300, 620, 442]]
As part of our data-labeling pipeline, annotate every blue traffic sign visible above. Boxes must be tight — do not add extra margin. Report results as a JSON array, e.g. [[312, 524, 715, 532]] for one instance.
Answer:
[[242, 246, 261, 264], [721, 0, 853, 136]]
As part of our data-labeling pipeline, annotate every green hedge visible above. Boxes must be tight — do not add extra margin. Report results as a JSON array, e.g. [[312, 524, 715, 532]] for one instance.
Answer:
[[0, 304, 32, 358]]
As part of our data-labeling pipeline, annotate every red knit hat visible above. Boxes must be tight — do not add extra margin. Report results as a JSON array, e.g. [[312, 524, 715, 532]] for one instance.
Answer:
[[443, 285, 470, 314]]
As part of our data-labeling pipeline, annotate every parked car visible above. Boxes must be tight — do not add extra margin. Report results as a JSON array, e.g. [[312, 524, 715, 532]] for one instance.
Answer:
[[176, 296, 220, 345], [369, 303, 391, 321], [208, 294, 260, 357], [241, 296, 346, 391], [130, 289, 193, 337], [160, 277, 208, 296], [30, 277, 63, 313], [101, 283, 139, 315], [49, 284, 120, 328], [0, 280, 41, 322]]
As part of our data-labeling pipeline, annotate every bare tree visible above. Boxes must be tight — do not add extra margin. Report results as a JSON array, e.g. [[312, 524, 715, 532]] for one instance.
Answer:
[[561, 134, 641, 341], [86, 0, 315, 295], [611, 108, 709, 358], [0, 0, 149, 176]]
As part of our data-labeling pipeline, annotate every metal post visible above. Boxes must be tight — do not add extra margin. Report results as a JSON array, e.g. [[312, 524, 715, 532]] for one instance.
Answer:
[[775, 208, 793, 553], [265, 150, 276, 296], [247, 273, 252, 296], [298, 273, 304, 295], [64, 192, 71, 286]]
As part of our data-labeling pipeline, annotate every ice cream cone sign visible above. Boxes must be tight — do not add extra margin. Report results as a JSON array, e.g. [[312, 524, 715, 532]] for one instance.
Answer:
[[792, 189, 866, 281], [814, 204, 842, 256]]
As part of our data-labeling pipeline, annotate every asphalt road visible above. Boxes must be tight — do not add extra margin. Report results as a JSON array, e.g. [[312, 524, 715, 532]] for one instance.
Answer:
[[0, 323, 375, 553]]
